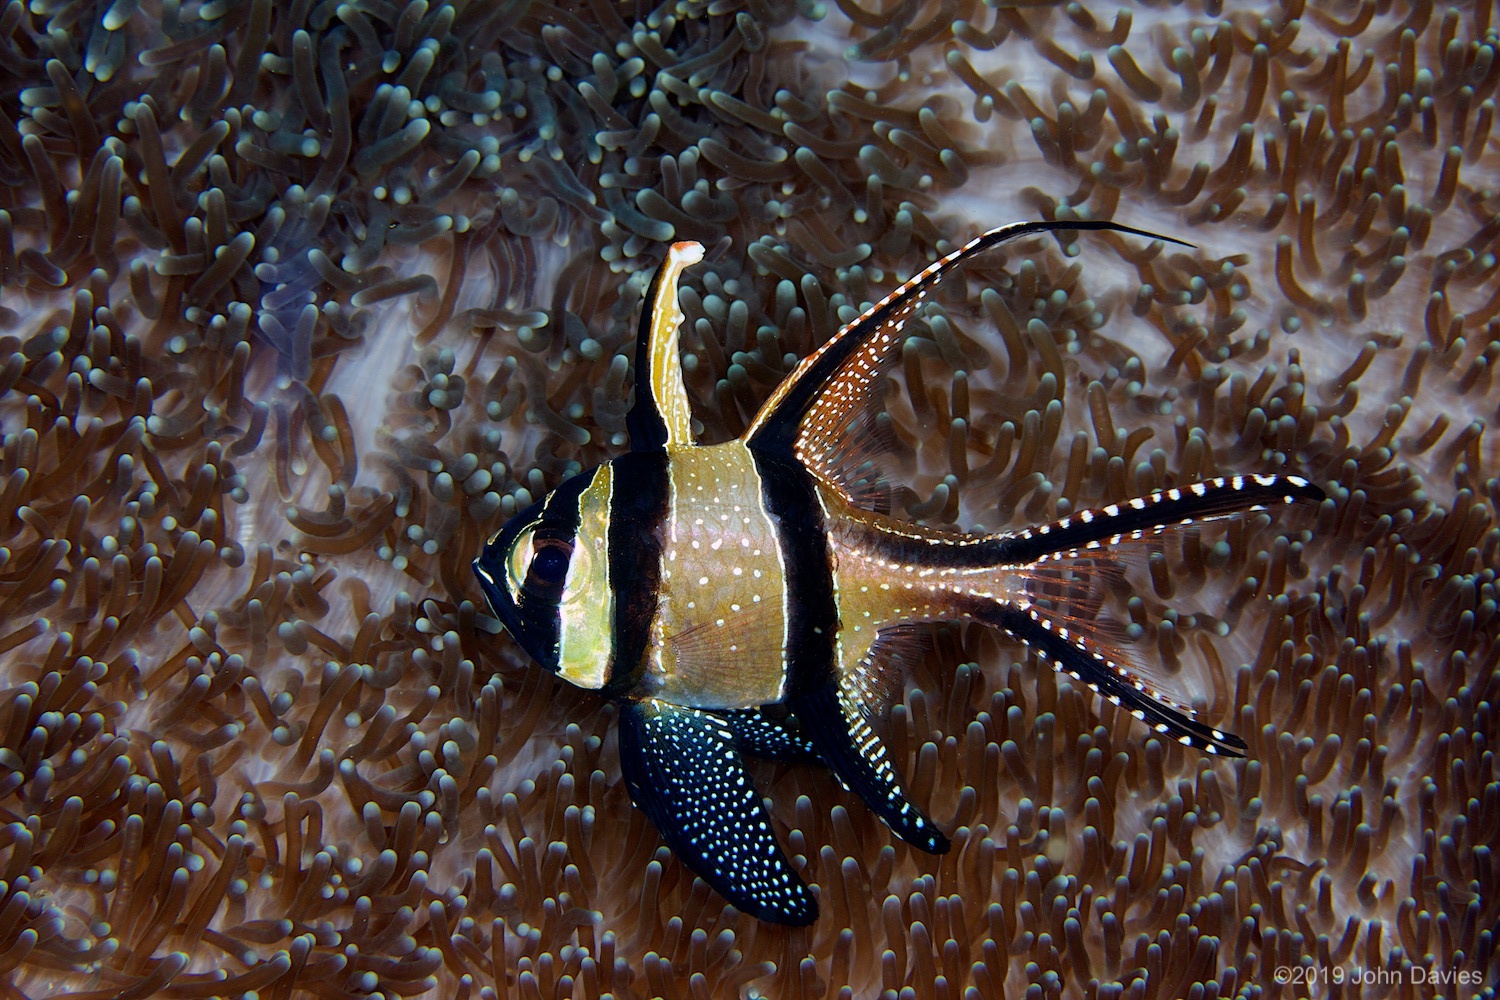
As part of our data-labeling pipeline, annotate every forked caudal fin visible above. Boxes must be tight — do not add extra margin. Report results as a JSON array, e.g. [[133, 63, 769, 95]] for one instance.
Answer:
[[830, 475, 1323, 759], [986, 474, 1326, 756]]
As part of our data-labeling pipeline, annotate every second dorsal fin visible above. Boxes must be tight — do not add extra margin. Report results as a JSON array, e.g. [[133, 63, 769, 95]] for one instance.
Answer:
[[743, 221, 1190, 500], [628, 241, 704, 452]]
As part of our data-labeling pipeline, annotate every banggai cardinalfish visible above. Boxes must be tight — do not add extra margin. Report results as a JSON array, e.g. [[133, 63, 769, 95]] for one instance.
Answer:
[[474, 220, 1324, 925]]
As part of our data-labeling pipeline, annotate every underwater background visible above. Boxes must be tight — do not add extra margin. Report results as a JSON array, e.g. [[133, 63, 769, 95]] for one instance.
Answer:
[[0, 0, 1496, 996]]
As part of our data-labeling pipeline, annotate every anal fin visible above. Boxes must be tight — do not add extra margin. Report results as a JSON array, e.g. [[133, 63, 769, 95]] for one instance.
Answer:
[[790, 683, 950, 854], [618, 699, 817, 925]]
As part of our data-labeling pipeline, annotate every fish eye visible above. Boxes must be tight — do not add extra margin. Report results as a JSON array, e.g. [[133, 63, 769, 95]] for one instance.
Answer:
[[529, 540, 572, 588], [510, 532, 580, 606], [496, 487, 596, 613]]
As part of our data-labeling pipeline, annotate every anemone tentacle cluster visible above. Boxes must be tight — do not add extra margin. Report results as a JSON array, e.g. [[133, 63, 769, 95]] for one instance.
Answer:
[[0, 0, 1495, 996]]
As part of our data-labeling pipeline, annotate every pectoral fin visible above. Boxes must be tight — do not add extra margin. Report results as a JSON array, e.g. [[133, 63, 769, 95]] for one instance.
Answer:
[[790, 683, 949, 855], [618, 699, 817, 925], [628, 241, 704, 451]]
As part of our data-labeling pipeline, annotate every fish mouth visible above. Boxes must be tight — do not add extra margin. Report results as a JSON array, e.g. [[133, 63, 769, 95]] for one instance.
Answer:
[[472, 549, 522, 640], [473, 496, 551, 666]]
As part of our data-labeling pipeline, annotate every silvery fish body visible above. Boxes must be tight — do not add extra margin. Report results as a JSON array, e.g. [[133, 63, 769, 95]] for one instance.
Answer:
[[474, 221, 1324, 925]]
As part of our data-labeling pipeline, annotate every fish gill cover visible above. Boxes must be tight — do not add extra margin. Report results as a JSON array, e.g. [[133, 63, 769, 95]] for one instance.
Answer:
[[0, 0, 1496, 997]]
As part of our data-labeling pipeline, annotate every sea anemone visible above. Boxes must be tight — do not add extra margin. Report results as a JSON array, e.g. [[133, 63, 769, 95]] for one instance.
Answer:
[[0, 0, 1496, 997]]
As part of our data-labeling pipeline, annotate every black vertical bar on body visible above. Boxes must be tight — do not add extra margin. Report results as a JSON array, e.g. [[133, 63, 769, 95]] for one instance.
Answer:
[[604, 451, 670, 696], [751, 450, 837, 697]]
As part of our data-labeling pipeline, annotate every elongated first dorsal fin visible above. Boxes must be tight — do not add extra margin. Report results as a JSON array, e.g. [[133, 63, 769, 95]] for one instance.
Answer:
[[743, 220, 1192, 501], [628, 241, 704, 452]]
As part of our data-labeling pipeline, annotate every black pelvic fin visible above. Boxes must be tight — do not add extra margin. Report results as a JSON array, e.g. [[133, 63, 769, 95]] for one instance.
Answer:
[[722, 709, 819, 763], [790, 684, 949, 854], [617, 699, 817, 925]]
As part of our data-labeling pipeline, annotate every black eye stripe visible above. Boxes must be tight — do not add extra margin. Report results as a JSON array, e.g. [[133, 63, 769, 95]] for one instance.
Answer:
[[518, 475, 589, 607], [474, 467, 597, 674]]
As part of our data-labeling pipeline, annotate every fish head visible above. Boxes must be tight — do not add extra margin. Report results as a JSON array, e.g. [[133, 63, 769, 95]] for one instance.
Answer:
[[473, 462, 615, 689]]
